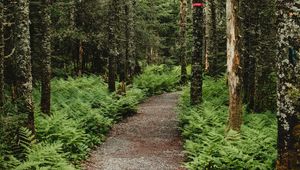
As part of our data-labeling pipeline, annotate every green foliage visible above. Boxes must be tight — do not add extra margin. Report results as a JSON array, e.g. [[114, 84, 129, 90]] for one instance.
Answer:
[[13, 143, 76, 170], [1, 65, 180, 169], [133, 65, 180, 96], [179, 77, 277, 169]]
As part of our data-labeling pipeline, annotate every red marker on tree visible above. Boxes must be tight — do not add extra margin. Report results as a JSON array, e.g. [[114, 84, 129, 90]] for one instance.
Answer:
[[193, 3, 204, 7]]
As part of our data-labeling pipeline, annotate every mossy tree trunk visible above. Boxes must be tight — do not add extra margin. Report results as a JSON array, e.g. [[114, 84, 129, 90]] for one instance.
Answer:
[[276, 0, 300, 169], [40, 0, 52, 115], [190, 0, 204, 105], [226, 0, 243, 131], [15, 0, 35, 134]]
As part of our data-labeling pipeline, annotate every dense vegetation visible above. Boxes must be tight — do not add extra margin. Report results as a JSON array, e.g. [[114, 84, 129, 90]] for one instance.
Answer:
[[179, 78, 277, 169], [0, 65, 180, 169], [0, 0, 299, 169]]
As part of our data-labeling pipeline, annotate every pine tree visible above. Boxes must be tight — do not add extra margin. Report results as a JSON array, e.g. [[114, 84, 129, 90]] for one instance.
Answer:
[[276, 0, 300, 169], [226, 0, 243, 131], [190, 0, 204, 105]]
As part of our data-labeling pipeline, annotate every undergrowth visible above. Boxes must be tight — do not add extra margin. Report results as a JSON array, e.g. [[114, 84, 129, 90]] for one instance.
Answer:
[[133, 64, 181, 96], [179, 77, 277, 170], [0, 65, 180, 169]]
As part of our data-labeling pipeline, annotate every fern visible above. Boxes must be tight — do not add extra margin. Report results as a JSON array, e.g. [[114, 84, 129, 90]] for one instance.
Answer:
[[18, 127, 37, 154], [179, 77, 277, 170]]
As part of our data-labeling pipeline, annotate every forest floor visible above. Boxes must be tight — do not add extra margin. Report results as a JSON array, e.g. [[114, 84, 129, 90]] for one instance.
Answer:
[[83, 92, 186, 170]]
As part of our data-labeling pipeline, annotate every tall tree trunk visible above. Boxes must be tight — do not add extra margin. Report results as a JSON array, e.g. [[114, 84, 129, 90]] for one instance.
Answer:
[[40, 0, 52, 115], [30, 0, 52, 114], [0, 2, 4, 112], [15, 0, 35, 134], [241, 0, 258, 111], [226, 0, 243, 131], [205, 0, 218, 76], [179, 0, 188, 84], [190, 0, 204, 105], [108, 0, 121, 92], [123, 0, 135, 82], [276, 0, 300, 169]]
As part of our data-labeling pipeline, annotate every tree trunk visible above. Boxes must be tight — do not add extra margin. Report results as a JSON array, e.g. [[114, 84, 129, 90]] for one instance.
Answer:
[[15, 0, 35, 134], [179, 0, 188, 84], [78, 40, 83, 76], [30, 0, 52, 115], [241, 0, 258, 111], [0, 2, 4, 111], [276, 1, 300, 169], [123, 0, 134, 82], [108, 0, 121, 92], [226, 0, 243, 131], [40, 0, 52, 115], [205, 0, 218, 76], [190, 0, 204, 105]]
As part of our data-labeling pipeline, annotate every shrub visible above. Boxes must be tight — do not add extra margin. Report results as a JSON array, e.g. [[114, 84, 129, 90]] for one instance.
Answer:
[[133, 65, 181, 96]]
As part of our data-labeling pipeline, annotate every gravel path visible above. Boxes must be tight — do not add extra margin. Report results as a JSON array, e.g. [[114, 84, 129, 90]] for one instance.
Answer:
[[83, 92, 185, 170]]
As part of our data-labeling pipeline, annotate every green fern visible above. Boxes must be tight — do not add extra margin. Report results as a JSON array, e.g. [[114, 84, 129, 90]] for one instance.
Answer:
[[179, 77, 277, 170]]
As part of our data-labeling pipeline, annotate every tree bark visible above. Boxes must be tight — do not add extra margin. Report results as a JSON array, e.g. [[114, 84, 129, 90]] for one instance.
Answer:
[[0, 2, 4, 111], [276, 0, 300, 169], [40, 0, 52, 115], [15, 0, 35, 134], [190, 0, 204, 105], [205, 0, 218, 76], [123, 0, 134, 82], [30, 0, 52, 115], [226, 0, 243, 131], [179, 0, 188, 84], [108, 0, 121, 92]]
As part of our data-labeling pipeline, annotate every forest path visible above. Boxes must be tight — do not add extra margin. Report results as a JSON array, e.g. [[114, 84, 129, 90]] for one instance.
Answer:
[[83, 92, 185, 170]]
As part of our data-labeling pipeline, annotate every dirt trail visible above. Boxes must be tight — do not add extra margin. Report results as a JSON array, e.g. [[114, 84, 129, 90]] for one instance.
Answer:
[[83, 92, 185, 170]]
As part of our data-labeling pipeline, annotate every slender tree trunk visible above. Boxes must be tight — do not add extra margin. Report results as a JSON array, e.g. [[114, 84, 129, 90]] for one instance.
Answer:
[[226, 0, 243, 131], [205, 0, 218, 76], [190, 0, 204, 105], [108, 0, 121, 92], [123, 0, 134, 83], [0, 2, 4, 112], [40, 0, 52, 115], [15, 0, 35, 134], [179, 0, 188, 84], [78, 40, 83, 76], [276, 0, 300, 169]]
